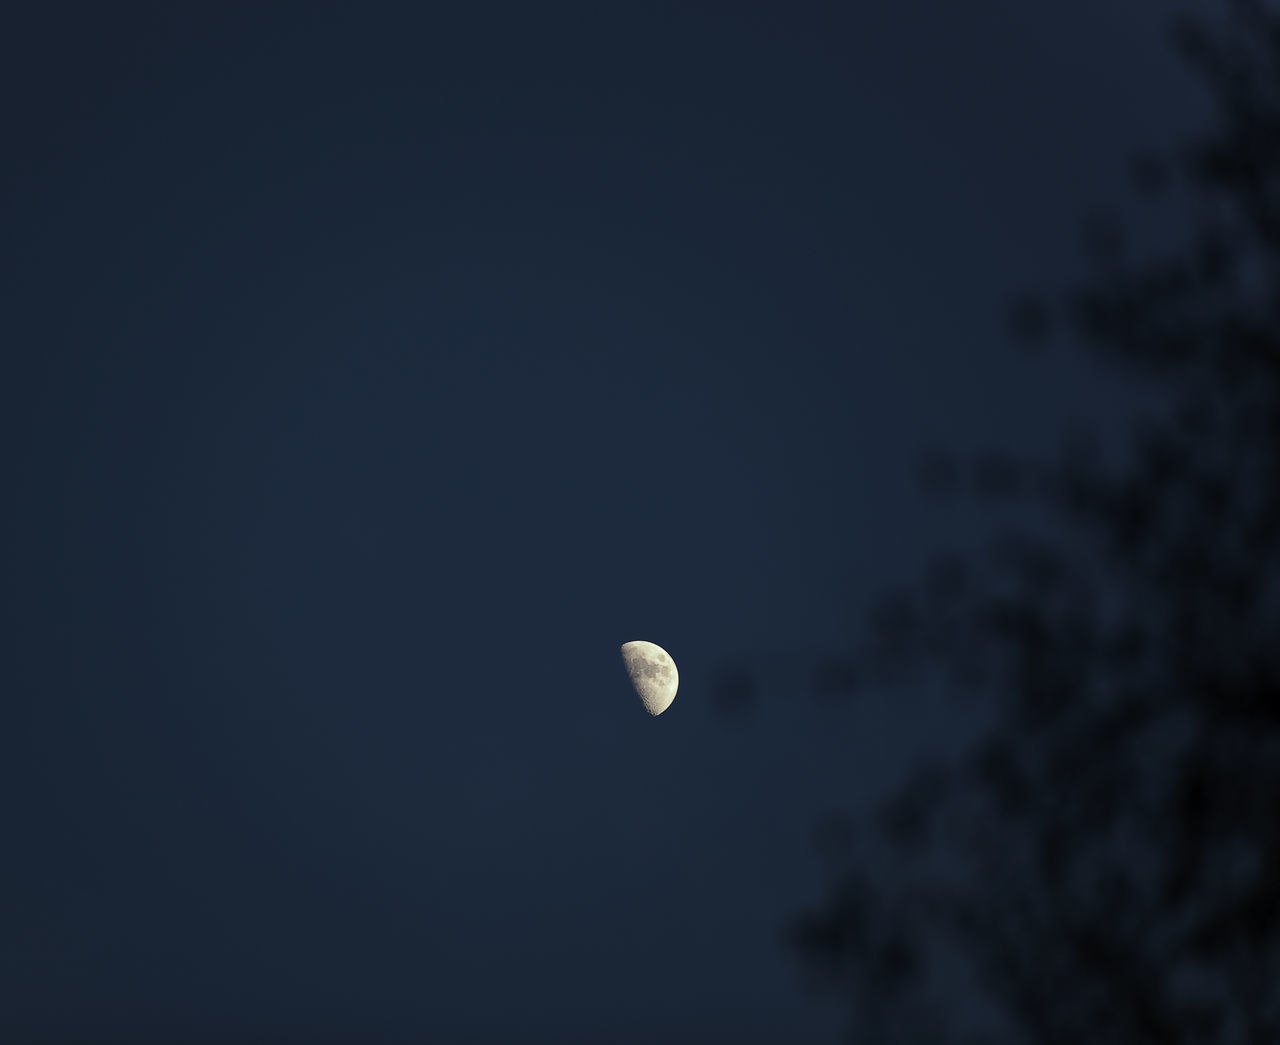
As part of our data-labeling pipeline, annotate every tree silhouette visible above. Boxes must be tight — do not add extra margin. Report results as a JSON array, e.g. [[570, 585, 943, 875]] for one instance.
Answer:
[[780, 3, 1280, 1041]]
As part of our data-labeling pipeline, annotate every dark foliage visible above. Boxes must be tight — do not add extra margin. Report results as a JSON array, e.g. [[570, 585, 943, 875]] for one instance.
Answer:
[[782, 3, 1280, 1041]]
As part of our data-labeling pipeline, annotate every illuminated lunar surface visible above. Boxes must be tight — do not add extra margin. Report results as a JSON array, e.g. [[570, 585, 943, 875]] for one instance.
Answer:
[[620, 640, 678, 716]]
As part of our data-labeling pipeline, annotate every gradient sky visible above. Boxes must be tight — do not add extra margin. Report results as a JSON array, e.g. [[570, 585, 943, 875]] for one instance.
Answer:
[[2, 3, 1217, 1042]]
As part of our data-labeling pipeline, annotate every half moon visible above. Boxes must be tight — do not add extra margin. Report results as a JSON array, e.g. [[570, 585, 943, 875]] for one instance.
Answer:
[[620, 640, 679, 716]]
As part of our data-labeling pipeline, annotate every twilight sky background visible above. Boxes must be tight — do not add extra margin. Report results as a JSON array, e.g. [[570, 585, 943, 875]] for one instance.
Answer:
[[2, 3, 1220, 1042]]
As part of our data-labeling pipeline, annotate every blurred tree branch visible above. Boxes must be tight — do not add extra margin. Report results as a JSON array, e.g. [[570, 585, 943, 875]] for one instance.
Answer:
[[782, 3, 1280, 1041]]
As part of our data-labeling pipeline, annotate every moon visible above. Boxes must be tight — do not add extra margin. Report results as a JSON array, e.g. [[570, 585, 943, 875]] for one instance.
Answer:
[[620, 640, 678, 716]]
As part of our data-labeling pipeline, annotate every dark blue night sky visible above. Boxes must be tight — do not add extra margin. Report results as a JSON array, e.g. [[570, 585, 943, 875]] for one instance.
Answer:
[[2, 3, 1214, 1042]]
